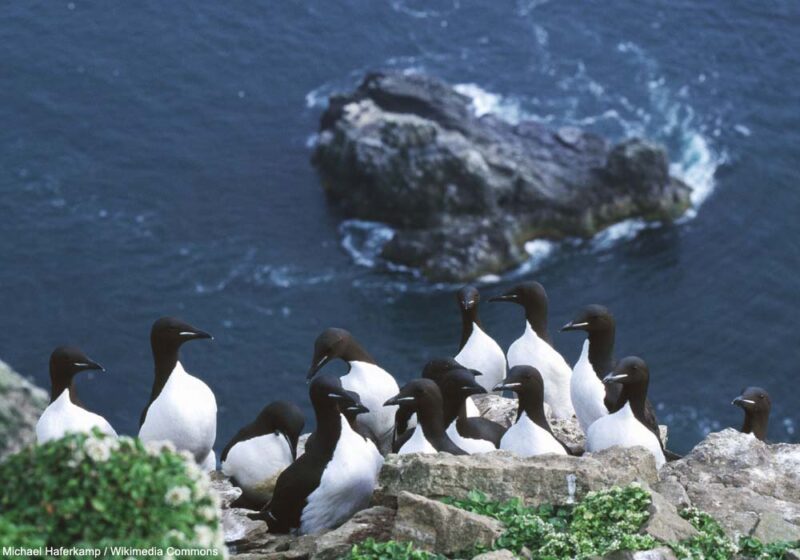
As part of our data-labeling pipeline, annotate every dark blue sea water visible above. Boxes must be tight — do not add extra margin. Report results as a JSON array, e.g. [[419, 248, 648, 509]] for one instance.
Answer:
[[2, 1, 798, 453]]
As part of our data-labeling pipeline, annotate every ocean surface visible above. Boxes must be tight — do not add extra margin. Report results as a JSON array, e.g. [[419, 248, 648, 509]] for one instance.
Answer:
[[2, 1, 798, 454]]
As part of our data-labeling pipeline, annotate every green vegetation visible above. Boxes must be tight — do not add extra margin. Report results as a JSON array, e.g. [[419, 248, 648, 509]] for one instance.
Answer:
[[0, 430, 226, 558], [342, 485, 800, 560]]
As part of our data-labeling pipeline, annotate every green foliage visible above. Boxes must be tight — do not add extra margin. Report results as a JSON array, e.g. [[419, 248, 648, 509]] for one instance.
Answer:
[[0, 430, 226, 556], [444, 484, 656, 559], [346, 538, 445, 560], [671, 507, 799, 560]]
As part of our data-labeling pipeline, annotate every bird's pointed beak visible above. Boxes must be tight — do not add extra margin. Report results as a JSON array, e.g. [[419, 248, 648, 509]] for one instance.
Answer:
[[348, 403, 369, 415], [489, 293, 517, 304], [180, 328, 213, 341], [307, 354, 332, 380], [463, 385, 487, 396], [602, 372, 628, 385], [732, 397, 755, 408], [82, 359, 105, 372], [384, 393, 414, 407], [493, 381, 520, 391], [468, 368, 483, 377], [561, 320, 588, 332]]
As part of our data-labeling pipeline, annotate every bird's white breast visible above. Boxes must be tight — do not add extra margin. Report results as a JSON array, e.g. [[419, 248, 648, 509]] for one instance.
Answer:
[[222, 433, 293, 502], [499, 411, 566, 457], [455, 323, 507, 393], [570, 340, 608, 433], [342, 361, 399, 444], [300, 414, 383, 534], [398, 426, 437, 455], [586, 403, 665, 468], [507, 323, 575, 419], [36, 390, 117, 443], [445, 421, 495, 454], [138, 361, 217, 464]]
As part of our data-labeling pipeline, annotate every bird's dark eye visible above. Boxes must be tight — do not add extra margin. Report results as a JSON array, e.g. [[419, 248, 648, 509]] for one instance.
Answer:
[[759, 395, 765, 400]]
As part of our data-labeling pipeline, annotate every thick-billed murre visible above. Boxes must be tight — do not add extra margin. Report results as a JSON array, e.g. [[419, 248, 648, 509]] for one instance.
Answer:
[[139, 317, 216, 470], [585, 357, 666, 468], [307, 328, 400, 454], [454, 286, 507, 402], [221, 400, 305, 510], [252, 375, 382, 534], [439, 368, 503, 453], [385, 379, 466, 456], [733, 386, 771, 441], [36, 346, 117, 443], [494, 365, 570, 457], [490, 282, 575, 419]]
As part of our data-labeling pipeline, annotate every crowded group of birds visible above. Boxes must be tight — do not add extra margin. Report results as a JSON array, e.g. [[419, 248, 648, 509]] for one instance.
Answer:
[[34, 281, 773, 536]]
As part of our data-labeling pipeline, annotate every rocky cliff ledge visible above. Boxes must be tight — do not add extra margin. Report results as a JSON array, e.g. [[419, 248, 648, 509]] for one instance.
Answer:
[[0, 359, 47, 461], [219, 395, 800, 559], [312, 72, 692, 282]]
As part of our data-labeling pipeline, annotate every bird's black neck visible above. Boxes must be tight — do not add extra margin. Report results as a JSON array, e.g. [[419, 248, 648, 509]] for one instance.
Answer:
[[150, 343, 180, 404], [50, 374, 81, 407], [310, 403, 345, 457], [342, 341, 376, 365], [742, 410, 769, 441], [515, 389, 553, 433], [618, 380, 648, 422], [460, 308, 480, 350], [588, 327, 615, 378], [524, 308, 550, 344]]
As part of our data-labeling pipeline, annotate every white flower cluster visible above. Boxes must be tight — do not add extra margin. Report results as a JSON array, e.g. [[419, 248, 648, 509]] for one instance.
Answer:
[[164, 485, 192, 506], [83, 434, 120, 463], [145, 439, 177, 456]]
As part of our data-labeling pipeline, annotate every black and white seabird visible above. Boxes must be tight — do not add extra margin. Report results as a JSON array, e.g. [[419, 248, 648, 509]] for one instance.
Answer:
[[494, 365, 570, 457], [139, 317, 216, 470], [305, 389, 375, 451], [307, 328, 400, 454], [393, 358, 465, 441], [585, 357, 666, 468], [732, 386, 771, 441], [385, 379, 467, 456], [490, 282, 574, 419], [36, 346, 117, 443], [252, 375, 383, 534], [454, 286, 507, 407], [561, 305, 660, 442], [439, 368, 504, 453], [221, 401, 305, 510]]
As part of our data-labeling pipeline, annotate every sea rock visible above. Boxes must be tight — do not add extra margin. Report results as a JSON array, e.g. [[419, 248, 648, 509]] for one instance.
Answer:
[[660, 428, 800, 542], [0, 359, 48, 460], [393, 491, 503, 554], [379, 447, 659, 506], [312, 71, 692, 281], [471, 550, 516, 560]]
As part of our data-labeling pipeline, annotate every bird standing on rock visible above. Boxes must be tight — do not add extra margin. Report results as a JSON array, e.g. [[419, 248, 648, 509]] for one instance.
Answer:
[[495, 365, 570, 457], [385, 379, 467, 456], [307, 327, 399, 454], [454, 285, 507, 406], [585, 357, 666, 468], [221, 400, 305, 510], [733, 386, 771, 441], [139, 317, 216, 470], [439, 368, 504, 453], [252, 375, 382, 535], [490, 282, 575, 419], [36, 346, 116, 443]]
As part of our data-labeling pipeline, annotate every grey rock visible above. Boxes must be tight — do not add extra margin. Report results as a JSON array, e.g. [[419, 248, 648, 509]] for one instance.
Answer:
[[751, 512, 800, 543], [0, 360, 48, 460], [640, 489, 698, 542], [652, 476, 691, 511], [661, 428, 800, 541], [472, 550, 517, 560], [379, 447, 659, 506], [210, 471, 268, 545], [603, 548, 677, 560], [785, 550, 800, 560], [312, 72, 692, 281], [393, 491, 503, 555]]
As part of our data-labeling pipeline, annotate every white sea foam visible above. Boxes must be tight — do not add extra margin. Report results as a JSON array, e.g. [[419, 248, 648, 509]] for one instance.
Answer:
[[338, 220, 396, 268]]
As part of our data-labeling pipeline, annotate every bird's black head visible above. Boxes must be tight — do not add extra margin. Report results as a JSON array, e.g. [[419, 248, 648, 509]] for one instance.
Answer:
[[439, 368, 487, 402], [732, 387, 771, 413], [342, 389, 369, 418], [603, 356, 649, 386], [151, 317, 212, 353], [384, 378, 441, 413], [561, 304, 614, 333], [490, 282, 547, 313], [493, 365, 544, 396], [256, 401, 306, 449], [421, 357, 474, 384], [48, 346, 104, 402], [307, 327, 372, 379], [308, 373, 352, 411], [456, 285, 480, 313]]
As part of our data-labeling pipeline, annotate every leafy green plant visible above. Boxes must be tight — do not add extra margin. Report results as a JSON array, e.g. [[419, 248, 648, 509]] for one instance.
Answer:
[[346, 538, 444, 560], [0, 430, 226, 556]]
